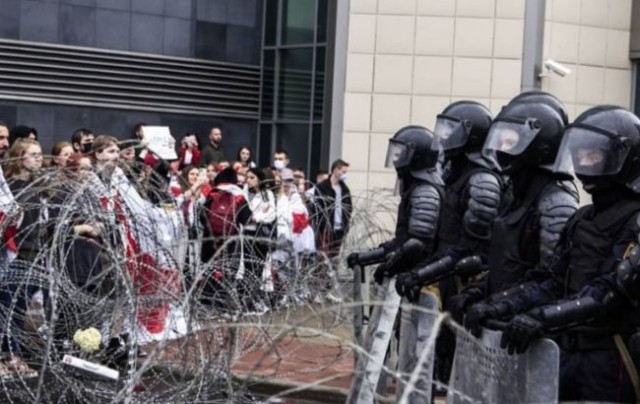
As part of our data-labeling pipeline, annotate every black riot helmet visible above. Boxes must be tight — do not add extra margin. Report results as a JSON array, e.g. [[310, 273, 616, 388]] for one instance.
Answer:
[[553, 105, 640, 193], [483, 102, 566, 173], [434, 101, 493, 155], [508, 91, 569, 126], [385, 125, 440, 176]]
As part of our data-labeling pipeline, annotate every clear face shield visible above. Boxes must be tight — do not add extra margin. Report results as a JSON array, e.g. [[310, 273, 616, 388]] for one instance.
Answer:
[[552, 125, 630, 178], [482, 118, 541, 170], [434, 115, 470, 151], [385, 140, 414, 169]]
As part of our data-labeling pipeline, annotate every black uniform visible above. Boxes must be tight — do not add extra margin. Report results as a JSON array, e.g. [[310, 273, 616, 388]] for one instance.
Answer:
[[486, 169, 578, 294], [396, 101, 505, 301], [459, 94, 580, 331], [372, 126, 444, 281], [494, 106, 640, 402]]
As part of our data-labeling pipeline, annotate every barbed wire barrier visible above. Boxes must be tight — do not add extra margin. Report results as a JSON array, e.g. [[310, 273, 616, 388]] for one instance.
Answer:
[[0, 163, 402, 403], [0, 170, 560, 404]]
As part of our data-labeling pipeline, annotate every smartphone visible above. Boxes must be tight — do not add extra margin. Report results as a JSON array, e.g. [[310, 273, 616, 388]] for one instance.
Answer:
[[198, 168, 207, 181]]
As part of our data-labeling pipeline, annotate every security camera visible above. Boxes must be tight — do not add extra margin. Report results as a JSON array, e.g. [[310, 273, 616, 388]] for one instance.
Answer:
[[543, 59, 571, 77]]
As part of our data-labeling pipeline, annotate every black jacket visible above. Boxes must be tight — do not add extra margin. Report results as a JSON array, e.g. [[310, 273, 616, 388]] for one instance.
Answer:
[[314, 178, 353, 234], [9, 176, 50, 256]]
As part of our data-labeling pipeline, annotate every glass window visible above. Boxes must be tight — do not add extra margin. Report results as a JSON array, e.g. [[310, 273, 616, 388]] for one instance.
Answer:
[[259, 124, 273, 167], [313, 46, 325, 120], [261, 50, 275, 120], [265, 0, 279, 46], [282, 0, 315, 45], [278, 48, 313, 120], [316, 0, 328, 43], [277, 123, 310, 170], [260, 0, 331, 175], [311, 124, 323, 175]]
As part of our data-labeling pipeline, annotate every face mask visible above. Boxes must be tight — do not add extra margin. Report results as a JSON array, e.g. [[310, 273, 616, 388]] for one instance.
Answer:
[[82, 142, 93, 154], [274, 160, 285, 171], [339, 173, 347, 182]]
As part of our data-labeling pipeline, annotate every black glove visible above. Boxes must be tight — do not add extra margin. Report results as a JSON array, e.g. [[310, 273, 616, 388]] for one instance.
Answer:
[[448, 286, 484, 324], [347, 252, 360, 268], [500, 312, 544, 355], [378, 240, 395, 253], [454, 256, 485, 278], [373, 262, 388, 285], [464, 302, 506, 338], [395, 271, 422, 302], [383, 250, 403, 276]]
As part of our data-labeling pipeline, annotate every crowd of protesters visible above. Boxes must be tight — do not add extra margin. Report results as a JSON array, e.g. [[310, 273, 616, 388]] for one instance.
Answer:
[[0, 120, 352, 377]]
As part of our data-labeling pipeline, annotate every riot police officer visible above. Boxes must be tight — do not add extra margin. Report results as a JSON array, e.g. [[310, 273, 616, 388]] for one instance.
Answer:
[[493, 106, 640, 402], [395, 101, 506, 297], [393, 101, 505, 385], [457, 94, 580, 331], [369, 126, 444, 281]]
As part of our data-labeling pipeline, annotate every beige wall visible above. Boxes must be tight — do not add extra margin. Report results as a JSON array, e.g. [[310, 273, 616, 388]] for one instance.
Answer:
[[541, 0, 633, 204], [340, 0, 634, 196], [541, 0, 633, 119]]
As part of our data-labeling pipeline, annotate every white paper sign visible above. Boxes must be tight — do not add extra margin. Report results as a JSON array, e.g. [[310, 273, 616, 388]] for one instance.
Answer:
[[141, 126, 178, 160]]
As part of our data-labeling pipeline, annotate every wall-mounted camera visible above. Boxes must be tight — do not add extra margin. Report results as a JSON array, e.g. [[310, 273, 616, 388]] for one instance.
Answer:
[[542, 59, 571, 77]]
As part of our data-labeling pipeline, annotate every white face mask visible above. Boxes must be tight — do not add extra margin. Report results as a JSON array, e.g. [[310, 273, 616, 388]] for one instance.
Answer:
[[274, 160, 285, 171], [339, 173, 347, 182]]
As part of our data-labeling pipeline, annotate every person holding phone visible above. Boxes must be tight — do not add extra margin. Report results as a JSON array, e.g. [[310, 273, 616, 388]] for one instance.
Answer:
[[178, 131, 201, 169]]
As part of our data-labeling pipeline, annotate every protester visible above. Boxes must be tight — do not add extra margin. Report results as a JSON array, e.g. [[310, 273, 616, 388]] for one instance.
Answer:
[[50, 141, 74, 168], [314, 159, 352, 259], [0, 138, 47, 377], [178, 132, 201, 169], [70, 128, 94, 154], [9, 125, 37, 145], [242, 168, 277, 314], [237, 146, 257, 169], [201, 127, 225, 166], [273, 150, 290, 171], [174, 165, 207, 275]]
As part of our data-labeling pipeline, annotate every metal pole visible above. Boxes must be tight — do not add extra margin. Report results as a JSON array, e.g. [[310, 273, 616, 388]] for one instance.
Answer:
[[520, 0, 546, 92]]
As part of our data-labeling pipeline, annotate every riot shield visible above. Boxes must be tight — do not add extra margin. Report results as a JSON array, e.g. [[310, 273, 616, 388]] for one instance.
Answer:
[[347, 277, 402, 404], [447, 327, 559, 403], [396, 290, 439, 403]]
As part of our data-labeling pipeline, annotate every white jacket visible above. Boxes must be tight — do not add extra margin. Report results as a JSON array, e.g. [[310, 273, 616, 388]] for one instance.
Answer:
[[275, 193, 293, 241], [245, 189, 277, 231]]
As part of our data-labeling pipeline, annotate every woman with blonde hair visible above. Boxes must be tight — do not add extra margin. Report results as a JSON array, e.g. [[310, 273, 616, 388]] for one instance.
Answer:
[[0, 138, 48, 378]]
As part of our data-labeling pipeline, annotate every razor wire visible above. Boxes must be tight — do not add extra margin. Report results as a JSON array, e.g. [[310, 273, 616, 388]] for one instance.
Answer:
[[0, 165, 558, 404], [0, 159, 409, 403]]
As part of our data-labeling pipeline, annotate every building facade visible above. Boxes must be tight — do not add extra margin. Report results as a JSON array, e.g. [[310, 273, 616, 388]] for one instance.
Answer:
[[333, 0, 634, 198], [0, 0, 637, 189], [0, 0, 335, 176]]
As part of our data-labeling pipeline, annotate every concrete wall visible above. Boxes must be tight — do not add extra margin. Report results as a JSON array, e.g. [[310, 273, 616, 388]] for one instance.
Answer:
[[340, 0, 633, 196]]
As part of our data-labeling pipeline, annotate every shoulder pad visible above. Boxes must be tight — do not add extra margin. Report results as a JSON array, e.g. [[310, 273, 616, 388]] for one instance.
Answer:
[[538, 185, 579, 268], [411, 183, 441, 201], [468, 172, 502, 204], [554, 180, 580, 203], [464, 172, 503, 239], [408, 184, 441, 241], [539, 184, 580, 219]]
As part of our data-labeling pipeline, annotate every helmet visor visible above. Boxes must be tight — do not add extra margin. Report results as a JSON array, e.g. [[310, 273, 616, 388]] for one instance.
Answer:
[[483, 119, 540, 157], [552, 126, 630, 177], [434, 115, 469, 151], [385, 140, 414, 169]]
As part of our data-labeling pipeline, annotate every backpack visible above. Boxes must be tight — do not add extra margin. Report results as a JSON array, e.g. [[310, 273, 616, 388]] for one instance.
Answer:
[[207, 190, 244, 236]]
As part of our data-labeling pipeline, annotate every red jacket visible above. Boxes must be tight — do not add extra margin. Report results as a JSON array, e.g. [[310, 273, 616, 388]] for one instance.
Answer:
[[178, 146, 201, 168]]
